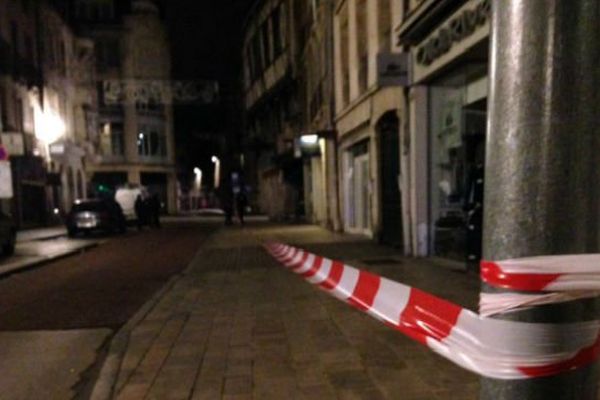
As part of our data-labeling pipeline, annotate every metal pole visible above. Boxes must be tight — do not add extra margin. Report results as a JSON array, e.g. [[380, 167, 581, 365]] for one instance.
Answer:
[[482, 1, 600, 399]]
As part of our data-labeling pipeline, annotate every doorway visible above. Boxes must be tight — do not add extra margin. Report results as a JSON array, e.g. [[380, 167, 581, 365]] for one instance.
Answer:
[[377, 112, 402, 247]]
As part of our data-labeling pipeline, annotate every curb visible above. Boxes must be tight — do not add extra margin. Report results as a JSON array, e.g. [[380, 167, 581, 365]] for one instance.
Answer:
[[89, 272, 181, 400], [0, 241, 100, 279], [89, 228, 221, 400]]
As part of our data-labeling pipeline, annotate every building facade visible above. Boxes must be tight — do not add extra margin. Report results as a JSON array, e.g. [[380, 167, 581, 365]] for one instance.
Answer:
[[395, 0, 490, 261], [0, 0, 88, 227], [242, 0, 303, 220], [41, 4, 93, 213], [333, 0, 407, 246], [296, 0, 340, 231], [69, 0, 177, 213]]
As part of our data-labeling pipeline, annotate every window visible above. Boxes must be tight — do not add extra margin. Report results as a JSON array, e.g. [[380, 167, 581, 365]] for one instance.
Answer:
[[261, 23, 271, 66], [11, 22, 19, 59], [378, 0, 391, 52], [76, 0, 115, 21], [272, 6, 283, 56], [24, 35, 34, 64], [245, 47, 254, 84], [22, 0, 32, 14], [100, 121, 124, 156], [138, 124, 167, 158], [251, 34, 263, 76], [339, 6, 350, 105], [96, 38, 120, 69], [136, 99, 164, 115], [356, 0, 368, 93]]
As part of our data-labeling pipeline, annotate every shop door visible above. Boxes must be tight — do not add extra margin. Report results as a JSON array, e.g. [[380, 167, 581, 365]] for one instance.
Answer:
[[378, 114, 402, 246]]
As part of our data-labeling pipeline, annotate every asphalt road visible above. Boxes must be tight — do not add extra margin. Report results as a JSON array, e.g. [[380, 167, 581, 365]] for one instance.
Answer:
[[0, 219, 220, 399], [0, 219, 219, 331]]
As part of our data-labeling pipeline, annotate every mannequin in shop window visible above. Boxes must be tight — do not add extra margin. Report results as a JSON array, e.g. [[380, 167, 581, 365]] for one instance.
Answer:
[[464, 137, 485, 272]]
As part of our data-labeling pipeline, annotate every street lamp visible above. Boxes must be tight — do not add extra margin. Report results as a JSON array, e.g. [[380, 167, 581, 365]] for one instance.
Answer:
[[211, 156, 220, 189], [193, 167, 202, 210], [193, 167, 202, 192]]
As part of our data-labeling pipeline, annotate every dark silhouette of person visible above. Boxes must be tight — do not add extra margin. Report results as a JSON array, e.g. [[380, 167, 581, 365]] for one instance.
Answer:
[[218, 185, 232, 226], [149, 194, 162, 228], [236, 189, 248, 226], [135, 194, 146, 230]]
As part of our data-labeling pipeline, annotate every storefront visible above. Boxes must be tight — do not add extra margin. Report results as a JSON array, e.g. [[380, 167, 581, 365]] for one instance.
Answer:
[[429, 66, 487, 261], [404, 0, 490, 262]]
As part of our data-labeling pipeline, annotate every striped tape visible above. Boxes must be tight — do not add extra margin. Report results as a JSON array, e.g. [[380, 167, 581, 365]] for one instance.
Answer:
[[480, 255, 600, 315], [482, 255, 600, 292], [265, 242, 600, 380]]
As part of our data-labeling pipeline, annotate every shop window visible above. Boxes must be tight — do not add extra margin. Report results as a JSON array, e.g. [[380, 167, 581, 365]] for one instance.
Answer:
[[429, 68, 487, 261]]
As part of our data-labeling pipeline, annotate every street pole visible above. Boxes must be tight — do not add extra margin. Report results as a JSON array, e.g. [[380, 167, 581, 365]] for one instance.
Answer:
[[482, 1, 600, 399]]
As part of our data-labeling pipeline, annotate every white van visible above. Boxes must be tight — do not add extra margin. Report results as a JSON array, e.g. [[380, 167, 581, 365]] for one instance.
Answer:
[[115, 184, 149, 221]]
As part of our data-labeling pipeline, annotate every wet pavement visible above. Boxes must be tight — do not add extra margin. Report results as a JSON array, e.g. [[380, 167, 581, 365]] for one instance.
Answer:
[[94, 222, 481, 400]]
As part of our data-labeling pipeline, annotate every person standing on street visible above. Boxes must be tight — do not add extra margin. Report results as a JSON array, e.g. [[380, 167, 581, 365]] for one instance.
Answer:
[[135, 194, 146, 230], [235, 189, 248, 226]]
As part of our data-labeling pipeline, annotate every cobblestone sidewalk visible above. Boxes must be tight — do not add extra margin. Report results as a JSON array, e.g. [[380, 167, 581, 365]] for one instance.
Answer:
[[104, 222, 480, 399]]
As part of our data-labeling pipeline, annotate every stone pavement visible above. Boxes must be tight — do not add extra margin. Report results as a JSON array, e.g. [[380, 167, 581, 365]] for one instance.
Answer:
[[97, 222, 481, 399]]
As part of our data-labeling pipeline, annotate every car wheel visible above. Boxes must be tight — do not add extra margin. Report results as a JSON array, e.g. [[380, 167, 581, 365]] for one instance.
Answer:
[[2, 229, 15, 256]]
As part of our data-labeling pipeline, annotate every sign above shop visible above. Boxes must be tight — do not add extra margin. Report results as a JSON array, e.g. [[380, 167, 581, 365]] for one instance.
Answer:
[[415, 0, 490, 66], [377, 52, 410, 87]]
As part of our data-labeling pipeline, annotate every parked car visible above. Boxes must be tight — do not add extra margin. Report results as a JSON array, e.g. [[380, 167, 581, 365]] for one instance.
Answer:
[[0, 211, 16, 256], [66, 199, 126, 237], [115, 185, 149, 223]]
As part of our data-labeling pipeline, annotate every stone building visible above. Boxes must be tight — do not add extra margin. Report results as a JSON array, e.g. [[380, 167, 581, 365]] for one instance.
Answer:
[[0, 0, 103, 227], [40, 3, 94, 212], [296, 0, 340, 230], [68, 0, 177, 213], [242, 0, 303, 220], [333, 0, 407, 246]]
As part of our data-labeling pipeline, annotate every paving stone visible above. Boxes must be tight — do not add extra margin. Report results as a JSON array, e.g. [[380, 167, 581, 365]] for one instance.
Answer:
[[223, 375, 253, 395], [109, 223, 481, 399]]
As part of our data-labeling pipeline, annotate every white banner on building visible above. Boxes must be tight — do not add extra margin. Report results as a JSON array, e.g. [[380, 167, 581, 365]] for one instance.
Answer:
[[102, 79, 219, 105], [0, 161, 13, 199]]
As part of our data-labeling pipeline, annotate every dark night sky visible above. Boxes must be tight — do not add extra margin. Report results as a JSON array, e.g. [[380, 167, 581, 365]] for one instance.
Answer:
[[159, 0, 256, 186]]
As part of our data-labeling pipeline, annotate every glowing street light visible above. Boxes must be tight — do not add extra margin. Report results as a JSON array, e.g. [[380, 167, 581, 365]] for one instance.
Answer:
[[211, 156, 221, 189], [194, 167, 202, 192]]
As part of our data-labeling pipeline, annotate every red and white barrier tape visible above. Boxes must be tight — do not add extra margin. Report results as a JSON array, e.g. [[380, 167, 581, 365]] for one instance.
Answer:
[[265, 242, 600, 380], [481, 255, 600, 316]]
